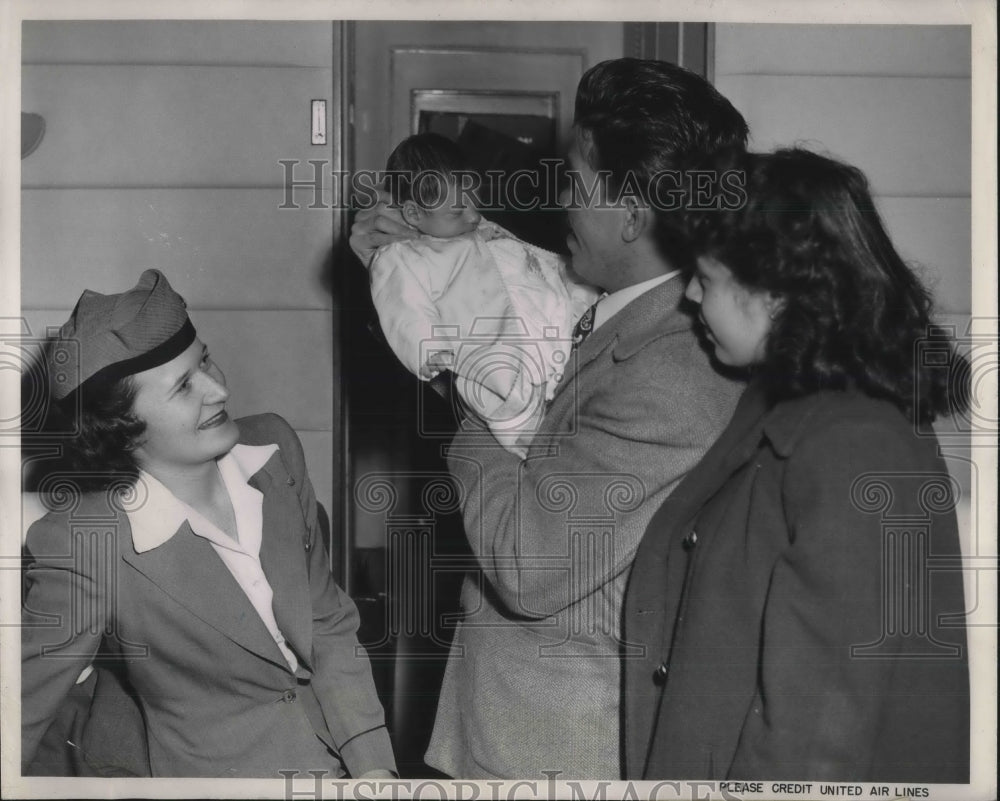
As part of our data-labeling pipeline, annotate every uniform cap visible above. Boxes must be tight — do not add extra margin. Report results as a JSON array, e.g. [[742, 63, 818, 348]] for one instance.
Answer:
[[48, 269, 196, 402]]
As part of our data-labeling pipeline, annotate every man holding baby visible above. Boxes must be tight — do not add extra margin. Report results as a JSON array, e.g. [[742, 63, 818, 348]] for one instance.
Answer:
[[351, 57, 748, 779]]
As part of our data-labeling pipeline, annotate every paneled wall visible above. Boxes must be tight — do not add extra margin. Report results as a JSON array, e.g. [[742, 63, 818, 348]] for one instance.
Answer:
[[21, 21, 339, 523], [714, 24, 970, 319]]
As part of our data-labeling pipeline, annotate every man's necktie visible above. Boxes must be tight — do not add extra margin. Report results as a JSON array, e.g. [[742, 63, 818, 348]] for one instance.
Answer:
[[572, 301, 598, 350]]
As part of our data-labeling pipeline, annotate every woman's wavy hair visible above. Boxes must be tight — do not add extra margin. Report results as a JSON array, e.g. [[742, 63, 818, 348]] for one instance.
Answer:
[[677, 147, 969, 424], [57, 373, 146, 492]]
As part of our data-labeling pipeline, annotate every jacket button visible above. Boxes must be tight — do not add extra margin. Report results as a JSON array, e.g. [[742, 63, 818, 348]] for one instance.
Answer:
[[283, 689, 297, 702], [287, 476, 296, 486], [653, 663, 669, 685], [682, 531, 698, 551]]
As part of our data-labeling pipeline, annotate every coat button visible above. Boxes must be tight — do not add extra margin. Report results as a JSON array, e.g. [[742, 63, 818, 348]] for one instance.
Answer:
[[682, 530, 698, 551], [653, 663, 669, 685], [282, 689, 297, 702], [287, 476, 296, 486]]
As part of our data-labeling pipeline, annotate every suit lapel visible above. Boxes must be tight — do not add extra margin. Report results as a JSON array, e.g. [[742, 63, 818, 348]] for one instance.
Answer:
[[553, 276, 691, 405], [122, 521, 288, 667], [252, 451, 314, 670]]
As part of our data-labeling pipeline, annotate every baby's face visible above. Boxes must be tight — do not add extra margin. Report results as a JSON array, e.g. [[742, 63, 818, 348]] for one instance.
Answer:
[[412, 180, 482, 238]]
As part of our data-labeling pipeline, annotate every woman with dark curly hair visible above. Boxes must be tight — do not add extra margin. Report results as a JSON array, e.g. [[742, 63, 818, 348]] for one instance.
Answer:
[[22, 270, 396, 779], [623, 148, 970, 782]]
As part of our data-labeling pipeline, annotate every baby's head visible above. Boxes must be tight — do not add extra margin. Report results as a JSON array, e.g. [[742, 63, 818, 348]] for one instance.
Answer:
[[385, 133, 482, 238]]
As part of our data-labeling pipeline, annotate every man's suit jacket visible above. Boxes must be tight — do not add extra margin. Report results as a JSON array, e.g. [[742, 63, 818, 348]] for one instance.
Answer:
[[623, 383, 970, 782], [22, 414, 394, 778], [425, 276, 745, 779]]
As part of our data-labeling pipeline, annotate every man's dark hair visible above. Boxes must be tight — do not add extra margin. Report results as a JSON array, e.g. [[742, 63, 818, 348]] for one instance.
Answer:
[[573, 58, 749, 266], [682, 147, 969, 424], [574, 58, 749, 194], [384, 133, 468, 208]]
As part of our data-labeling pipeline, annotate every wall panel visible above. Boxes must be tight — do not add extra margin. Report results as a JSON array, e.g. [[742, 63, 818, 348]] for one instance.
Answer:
[[715, 74, 970, 197], [715, 24, 970, 77], [713, 23, 972, 329], [877, 196, 971, 314], [21, 188, 335, 310], [22, 20, 334, 66], [22, 65, 333, 188]]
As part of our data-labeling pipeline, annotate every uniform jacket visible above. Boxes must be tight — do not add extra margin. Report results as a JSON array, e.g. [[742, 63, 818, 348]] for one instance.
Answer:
[[623, 383, 970, 782], [22, 414, 395, 778], [426, 275, 745, 779]]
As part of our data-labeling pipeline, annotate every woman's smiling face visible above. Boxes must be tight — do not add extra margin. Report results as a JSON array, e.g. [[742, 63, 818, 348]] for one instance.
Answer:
[[684, 255, 778, 368], [130, 338, 240, 478]]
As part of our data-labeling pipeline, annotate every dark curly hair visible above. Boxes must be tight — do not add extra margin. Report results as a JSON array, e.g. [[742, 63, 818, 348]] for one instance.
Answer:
[[57, 374, 146, 492], [678, 147, 969, 424]]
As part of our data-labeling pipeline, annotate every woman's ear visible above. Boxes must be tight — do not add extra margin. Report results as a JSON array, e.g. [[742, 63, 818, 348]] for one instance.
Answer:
[[401, 201, 423, 228], [620, 196, 649, 243], [765, 293, 785, 321]]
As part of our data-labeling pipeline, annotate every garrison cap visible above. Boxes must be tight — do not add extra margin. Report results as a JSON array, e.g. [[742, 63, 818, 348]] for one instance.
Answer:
[[48, 269, 196, 402]]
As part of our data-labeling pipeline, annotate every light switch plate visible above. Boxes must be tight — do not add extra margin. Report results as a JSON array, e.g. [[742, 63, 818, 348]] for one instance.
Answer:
[[311, 100, 326, 146]]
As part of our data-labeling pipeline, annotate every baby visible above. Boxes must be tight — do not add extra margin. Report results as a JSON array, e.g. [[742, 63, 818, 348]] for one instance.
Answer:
[[368, 133, 598, 456]]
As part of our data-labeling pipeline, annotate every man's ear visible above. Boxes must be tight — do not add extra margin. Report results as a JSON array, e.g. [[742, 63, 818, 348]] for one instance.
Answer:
[[620, 195, 649, 243], [401, 201, 423, 228]]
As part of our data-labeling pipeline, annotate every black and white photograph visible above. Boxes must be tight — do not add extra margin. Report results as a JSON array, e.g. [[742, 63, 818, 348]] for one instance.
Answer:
[[1, 2, 996, 799]]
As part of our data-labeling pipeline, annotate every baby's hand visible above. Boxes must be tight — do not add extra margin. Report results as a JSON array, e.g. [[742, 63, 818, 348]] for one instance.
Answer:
[[420, 350, 454, 379]]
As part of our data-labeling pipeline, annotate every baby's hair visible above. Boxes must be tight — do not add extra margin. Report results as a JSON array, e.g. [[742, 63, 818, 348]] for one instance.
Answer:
[[385, 133, 468, 208]]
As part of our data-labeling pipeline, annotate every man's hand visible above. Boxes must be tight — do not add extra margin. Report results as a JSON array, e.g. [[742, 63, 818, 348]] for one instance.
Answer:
[[349, 187, 417, 266]]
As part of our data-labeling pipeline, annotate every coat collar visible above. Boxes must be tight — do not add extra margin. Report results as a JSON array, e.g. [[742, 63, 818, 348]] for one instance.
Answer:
[[761, 389, 839, 457], [660, 384, 857, 525], [121, 439, 313, 672]]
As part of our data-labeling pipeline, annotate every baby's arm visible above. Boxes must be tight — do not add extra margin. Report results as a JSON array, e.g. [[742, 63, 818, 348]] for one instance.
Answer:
[[369, 246, 449, 378]]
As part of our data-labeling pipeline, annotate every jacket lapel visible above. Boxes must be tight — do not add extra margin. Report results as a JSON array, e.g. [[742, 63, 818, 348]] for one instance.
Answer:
[[121, 521, 288, 667], [251, 451, 314, 670], [554, 276, 691, 405]]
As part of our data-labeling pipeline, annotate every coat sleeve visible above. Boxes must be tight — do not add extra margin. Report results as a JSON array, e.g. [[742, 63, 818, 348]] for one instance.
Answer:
[[445, 332, 741, 619], [21, 511, 107, 770], [271, 416, 396, 777], [369, 245, 445, 378], [727, 419, 968, 779]]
